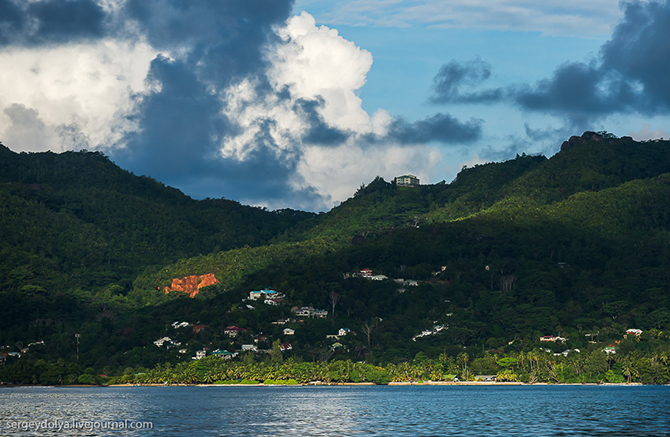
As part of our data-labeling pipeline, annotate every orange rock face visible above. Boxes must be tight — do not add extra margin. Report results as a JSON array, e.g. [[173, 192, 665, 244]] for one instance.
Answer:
[[163, 273, 219, 298]]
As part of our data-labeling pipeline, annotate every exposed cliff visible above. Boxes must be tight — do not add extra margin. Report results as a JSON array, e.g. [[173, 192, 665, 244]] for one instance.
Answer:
[[163, 273, 219, 298], [560, 131, 605, 151]]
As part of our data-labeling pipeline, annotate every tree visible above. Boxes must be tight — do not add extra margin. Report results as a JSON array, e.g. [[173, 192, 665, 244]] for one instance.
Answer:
[[584, 350, 609, 378], [499, 275, 517, 294], [457, 352, 469, 380], [361, 320, 376, 346], [603, 301, 628, 320], [270, 340, 283, 363], [329, 290, 340, 320]]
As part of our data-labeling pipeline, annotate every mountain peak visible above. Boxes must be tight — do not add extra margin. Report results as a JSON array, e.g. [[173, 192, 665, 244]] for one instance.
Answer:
[[560, 131, 606, 152]]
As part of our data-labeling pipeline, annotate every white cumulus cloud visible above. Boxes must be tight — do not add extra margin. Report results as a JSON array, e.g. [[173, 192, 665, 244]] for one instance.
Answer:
[[221, 12, 440, 208], [0, 40, 157, 152], [268, 11, 374, 133]]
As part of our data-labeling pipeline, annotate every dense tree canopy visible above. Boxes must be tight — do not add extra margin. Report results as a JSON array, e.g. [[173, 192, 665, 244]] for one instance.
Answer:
[[1, 134, 670, 383]]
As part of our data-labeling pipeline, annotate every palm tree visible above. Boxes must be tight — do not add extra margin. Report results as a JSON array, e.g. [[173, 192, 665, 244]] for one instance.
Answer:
[[457, 352, 469, 380], [203, 371, 217, 384]]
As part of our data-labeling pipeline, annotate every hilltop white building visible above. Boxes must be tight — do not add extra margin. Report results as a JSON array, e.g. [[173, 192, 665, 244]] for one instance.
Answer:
[[394, 174, 420, 187]]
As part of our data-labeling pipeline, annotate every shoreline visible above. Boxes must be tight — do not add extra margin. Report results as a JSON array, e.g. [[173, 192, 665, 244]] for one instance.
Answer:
[[107, 381, 645, 387], [1, 382, 649, 388]]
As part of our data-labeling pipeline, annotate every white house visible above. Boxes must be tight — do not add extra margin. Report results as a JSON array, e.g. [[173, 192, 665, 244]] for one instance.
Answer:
[[313, 309, 328, 318], [540, 335, 567, 342], [370, 275, 388, 281], [338, 328, 351, 336], [293, 307, 328, 318], [395, 174, 420, 186], [171, 321, 190, 329], [412, 325, 448, 342], [293, 307, 314, 317], [153, 337, 172, 347], [283, 328, 295, 336], [249, 289, 280, 301], [554, 349, 581, 357]]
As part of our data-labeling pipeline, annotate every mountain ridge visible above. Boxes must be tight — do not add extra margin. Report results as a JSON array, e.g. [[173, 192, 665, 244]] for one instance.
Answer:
[[1, 133, 669, 373]]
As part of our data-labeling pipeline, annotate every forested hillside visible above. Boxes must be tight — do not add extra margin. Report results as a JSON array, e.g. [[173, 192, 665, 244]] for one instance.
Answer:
[[1, 132, 669, 385], [0, 144, 314, 292]]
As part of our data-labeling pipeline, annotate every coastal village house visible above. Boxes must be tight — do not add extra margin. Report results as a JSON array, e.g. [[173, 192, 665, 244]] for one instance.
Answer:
[[292, 307, 328, 318], [224, 326, 247, 337], [475, 375, 497, 382], [604, 346, 617, 355], [248, 289, 281, 301], [192, 324, 207, 334], [153, 337, 171, 347], [540, 335, 567, 342], [394, 174, 420, 187], [212, 349, 236, 360]]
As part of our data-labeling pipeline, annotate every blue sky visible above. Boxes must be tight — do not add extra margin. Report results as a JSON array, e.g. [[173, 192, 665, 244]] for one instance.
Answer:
[[1, 0, 669, 210]]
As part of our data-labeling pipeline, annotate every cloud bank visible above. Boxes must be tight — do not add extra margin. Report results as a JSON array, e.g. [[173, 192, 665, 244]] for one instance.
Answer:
[[431, 0, 670, 130], [0, 1, 481, 210]]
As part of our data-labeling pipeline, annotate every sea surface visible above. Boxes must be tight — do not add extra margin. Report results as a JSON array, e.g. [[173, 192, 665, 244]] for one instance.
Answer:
[[0, 385, 669, 436]]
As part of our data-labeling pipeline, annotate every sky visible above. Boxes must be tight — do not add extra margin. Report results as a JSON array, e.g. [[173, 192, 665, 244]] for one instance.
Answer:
[[1, 0, 669, 211]]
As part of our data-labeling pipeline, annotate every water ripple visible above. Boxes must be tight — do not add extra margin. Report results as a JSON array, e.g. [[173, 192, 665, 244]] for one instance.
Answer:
[[0, 385, 668, 436]]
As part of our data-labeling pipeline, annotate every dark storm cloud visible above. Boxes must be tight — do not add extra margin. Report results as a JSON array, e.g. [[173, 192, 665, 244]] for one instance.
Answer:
[[0, 0, 22, 31], [430, 58, 503, 104], [292, 96, 480, 147], [115, 55, 324, 208], [382, 113, 482, 144], [110, 1, 321, 208], [430, 0, 670, 127], [124, 0, 293, 87], [511, 61, 638, 125], [600, 0, 670, 111], [117, 56, 228, 174], [294, 98, 349, 146], [509, 0, 670, 125], [0, 0, 107, 46]]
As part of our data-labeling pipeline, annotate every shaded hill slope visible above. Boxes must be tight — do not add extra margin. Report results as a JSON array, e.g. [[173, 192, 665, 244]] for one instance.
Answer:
[[0, 143, 315, 298], [137, 133, 670, 301]]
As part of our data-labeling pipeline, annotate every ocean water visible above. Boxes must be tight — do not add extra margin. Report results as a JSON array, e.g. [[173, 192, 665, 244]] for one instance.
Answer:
[[0, 385, 668, 436]]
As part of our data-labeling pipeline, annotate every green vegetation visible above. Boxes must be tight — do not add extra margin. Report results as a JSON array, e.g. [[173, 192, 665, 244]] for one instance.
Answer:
[[2, 133, 670, 384], [5, 337, 668, 385]]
